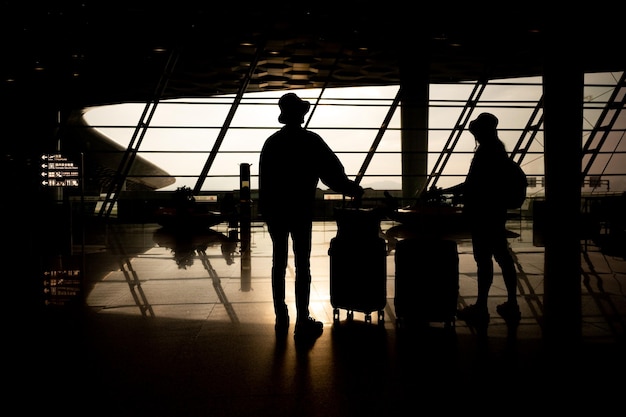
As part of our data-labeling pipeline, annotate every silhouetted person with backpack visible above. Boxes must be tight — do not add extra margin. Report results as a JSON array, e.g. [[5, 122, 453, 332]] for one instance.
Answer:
[[446, 113, 521, 326], [259, 93, 364, 340]]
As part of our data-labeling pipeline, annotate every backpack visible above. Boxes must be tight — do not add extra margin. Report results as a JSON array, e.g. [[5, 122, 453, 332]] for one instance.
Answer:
[[504, 158, 528, 209]]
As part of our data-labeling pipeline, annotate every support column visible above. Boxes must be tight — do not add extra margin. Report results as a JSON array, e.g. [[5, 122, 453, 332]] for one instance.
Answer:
[[4, 90, 63, 313], [399, 60, 430, 205], [541, 28, 583, 348]]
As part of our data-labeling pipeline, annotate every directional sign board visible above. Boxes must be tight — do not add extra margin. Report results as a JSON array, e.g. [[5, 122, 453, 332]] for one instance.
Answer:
[[42, 255, 83, 308], [43, 268, 82, 307], [41, 153, 80, 187]]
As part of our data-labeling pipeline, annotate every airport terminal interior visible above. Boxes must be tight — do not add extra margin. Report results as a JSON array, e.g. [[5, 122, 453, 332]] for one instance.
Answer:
[[2, 4, 625, 416]]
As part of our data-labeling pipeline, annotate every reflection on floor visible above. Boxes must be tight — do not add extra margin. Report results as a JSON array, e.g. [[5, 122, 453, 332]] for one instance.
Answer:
[[21, 219, 626, 415]]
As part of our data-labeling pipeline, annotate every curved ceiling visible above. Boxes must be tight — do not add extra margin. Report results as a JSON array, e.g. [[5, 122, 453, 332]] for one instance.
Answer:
[[2, 2, 624, 108]]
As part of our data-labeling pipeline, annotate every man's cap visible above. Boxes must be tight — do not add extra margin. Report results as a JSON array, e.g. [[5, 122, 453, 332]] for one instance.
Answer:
[[278, 93, 311, 123]]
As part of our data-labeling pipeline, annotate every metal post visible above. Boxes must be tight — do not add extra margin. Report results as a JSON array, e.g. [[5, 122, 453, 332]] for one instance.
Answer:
[[239, 163, 252, 291]]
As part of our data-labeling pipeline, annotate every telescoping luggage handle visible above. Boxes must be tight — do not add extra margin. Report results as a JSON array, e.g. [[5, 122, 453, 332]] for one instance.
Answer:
[[340, 192, 362, 209]]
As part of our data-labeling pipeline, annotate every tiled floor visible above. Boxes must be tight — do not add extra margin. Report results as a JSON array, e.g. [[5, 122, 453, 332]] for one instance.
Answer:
[[20, 218, 626, 415]]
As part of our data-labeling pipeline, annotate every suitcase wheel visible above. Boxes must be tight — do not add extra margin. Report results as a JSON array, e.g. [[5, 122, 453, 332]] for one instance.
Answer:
[[333, 308, 353, 322], [365, 311, 385, 324], [333, 309, 384, 324]]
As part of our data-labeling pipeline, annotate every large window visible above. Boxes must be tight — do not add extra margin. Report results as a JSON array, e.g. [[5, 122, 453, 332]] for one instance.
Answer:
[[81, 71, 625, 196]]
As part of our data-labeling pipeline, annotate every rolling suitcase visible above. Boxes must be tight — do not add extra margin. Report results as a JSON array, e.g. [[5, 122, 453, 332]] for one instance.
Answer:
[[329, 235, 387, 324], [394, 238, 459, 328]]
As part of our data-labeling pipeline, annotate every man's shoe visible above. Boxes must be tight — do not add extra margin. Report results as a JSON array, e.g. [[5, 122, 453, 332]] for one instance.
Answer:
[[496, 301, 521, 323], [456, 304, 490, 326], [294, 317, 323, 340], [275, 310, 290, 336]]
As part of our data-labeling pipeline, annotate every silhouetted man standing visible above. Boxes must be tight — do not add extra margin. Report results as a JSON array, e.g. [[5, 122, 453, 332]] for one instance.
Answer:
[[452, 113, 521, 326], [259, 93, 363, 340]]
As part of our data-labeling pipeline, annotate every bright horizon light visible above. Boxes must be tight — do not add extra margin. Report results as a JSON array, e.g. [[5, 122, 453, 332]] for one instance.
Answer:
[[82, 72, 626, 195]]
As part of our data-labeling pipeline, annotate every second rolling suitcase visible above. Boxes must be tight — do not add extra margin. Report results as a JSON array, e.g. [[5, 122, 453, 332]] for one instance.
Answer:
[[394, 238, 459, 328], [329, 235, 387, 324]]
